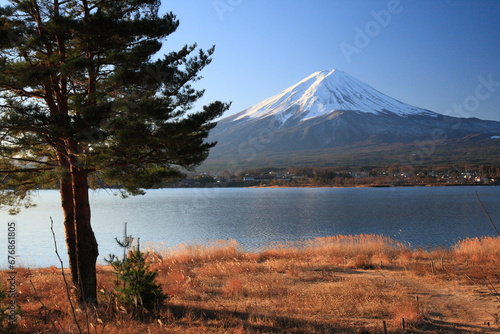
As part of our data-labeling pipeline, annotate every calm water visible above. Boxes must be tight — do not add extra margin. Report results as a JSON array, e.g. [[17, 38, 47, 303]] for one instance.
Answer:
[[0, 186, 499, 268]]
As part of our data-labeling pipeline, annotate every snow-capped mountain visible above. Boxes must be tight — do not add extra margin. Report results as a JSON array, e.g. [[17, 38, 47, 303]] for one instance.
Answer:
[[233, 69, 436, 124], [204, 70, 500, 169]]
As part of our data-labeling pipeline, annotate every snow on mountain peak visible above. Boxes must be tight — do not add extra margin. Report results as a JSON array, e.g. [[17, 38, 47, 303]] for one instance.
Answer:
[[234, 69, 436, 123]]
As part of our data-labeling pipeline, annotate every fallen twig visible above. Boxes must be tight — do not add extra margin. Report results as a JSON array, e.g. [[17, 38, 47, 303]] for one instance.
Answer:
[[27, 267, 61, 333], [50, 217, 84, 334]]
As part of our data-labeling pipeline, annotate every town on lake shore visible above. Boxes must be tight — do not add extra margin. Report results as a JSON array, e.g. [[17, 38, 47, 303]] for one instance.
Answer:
[[171, 164, 500, 188]]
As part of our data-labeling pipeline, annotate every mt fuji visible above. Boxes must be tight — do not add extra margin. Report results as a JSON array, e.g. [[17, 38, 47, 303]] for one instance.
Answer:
[[234, 70, 437, 123], [204, 70, 500, 170]]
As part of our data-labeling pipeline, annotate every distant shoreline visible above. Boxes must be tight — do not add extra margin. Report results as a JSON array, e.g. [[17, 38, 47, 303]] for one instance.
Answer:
[[246, 183, 498, 189]]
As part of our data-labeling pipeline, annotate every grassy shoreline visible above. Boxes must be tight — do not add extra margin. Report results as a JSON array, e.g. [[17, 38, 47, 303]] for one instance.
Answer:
[[1, 234, 499, 333]]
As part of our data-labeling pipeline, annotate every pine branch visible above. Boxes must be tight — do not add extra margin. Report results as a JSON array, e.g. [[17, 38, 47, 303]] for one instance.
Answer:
[[7, 156, 57, 166], [0, 167, 54, 174]]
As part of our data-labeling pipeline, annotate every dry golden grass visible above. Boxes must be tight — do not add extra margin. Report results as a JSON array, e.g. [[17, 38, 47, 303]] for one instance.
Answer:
[[1, 235, 499, 333], [454, 236, 500, 264]]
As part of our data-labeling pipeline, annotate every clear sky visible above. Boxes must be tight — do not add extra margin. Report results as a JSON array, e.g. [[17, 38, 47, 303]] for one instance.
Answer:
[[0, 0, 498, 121], [159, 0, 500, 121]]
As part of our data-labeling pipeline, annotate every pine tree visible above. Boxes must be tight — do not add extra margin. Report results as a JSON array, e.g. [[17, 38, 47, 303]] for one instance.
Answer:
[[0, 0, 229, 305], [105, 225, 166, 318]]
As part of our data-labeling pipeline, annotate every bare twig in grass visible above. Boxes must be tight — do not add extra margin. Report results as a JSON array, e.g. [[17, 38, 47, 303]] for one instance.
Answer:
[[465, 274, 477, 285], [476, 191, 500, 236], [27, 267, 61, 333], [474, 192, 500, 328], [486, 278, 500, 304], [50, 217, 84, 334]]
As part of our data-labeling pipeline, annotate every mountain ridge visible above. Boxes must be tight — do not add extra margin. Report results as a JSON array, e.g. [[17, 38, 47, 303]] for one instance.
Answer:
[[203, 70, 500, 171]]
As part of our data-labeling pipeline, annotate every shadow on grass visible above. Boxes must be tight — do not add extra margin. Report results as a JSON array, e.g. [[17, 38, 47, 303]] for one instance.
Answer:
[[167, 303, 359, 333], [416, 319, 497, 334], [167, 303, 495, 334]]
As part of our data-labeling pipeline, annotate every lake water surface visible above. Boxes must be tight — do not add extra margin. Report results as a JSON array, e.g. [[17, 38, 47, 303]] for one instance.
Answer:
[[1, 186, 499, 268]]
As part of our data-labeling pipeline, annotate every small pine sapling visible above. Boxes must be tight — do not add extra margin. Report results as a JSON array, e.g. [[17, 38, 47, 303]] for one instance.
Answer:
[[105, 224, 166, 318]]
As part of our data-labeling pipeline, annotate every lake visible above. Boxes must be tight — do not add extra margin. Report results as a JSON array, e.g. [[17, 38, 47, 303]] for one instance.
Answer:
[[0, 186, 499, 268]]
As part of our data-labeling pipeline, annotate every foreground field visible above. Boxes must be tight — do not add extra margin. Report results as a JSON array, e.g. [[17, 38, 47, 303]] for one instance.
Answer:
[[1, 235, 499, 333]]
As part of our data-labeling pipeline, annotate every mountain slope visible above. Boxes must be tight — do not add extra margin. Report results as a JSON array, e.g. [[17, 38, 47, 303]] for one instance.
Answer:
[[204, 70, 500, 170]]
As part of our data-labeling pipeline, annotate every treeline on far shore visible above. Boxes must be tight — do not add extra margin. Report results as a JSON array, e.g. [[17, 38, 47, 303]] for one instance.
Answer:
[[167, 164, 500, 188]]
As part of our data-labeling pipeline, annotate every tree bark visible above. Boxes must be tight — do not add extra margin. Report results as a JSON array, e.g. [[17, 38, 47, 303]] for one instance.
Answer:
[[71, 165, 99, 305], [58, 149, 99, 305], [60, 173, 78, 286], [57, 151, 79, 286]]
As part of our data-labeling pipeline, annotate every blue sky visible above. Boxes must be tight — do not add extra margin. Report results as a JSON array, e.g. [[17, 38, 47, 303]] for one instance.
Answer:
[[0, 0, 498, 121], [160, 0, 500, 121]]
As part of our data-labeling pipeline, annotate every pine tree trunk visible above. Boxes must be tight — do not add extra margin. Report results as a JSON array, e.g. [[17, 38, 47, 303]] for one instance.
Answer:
[[60, 176, 78, 286], [71, 166, 99, 305], [57, 142, 99, 305], [57, 152, 79, 287]]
